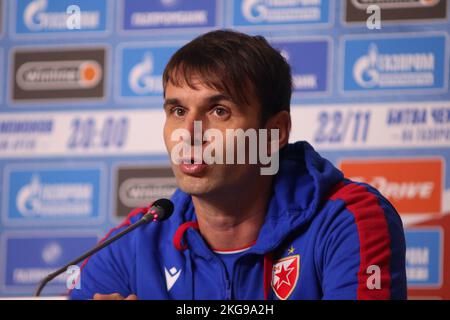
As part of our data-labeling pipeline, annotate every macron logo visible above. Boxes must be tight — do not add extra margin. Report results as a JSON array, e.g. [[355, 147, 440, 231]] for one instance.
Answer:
[[164, 267, 181, 291]]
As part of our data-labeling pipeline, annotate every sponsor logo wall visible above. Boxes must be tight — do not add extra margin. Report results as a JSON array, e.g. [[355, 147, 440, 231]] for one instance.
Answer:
[[0, 0, 449, 299]]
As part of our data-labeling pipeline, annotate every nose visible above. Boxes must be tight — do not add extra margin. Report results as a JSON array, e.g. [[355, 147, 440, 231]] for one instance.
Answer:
[[184, 113, 206, 146]]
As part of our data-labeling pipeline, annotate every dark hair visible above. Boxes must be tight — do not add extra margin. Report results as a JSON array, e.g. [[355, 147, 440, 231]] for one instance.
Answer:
[[163, 29, 292, 124]]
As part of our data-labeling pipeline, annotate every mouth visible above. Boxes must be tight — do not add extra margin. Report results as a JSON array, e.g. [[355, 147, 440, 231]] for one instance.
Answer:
[[179, 158, 208, 175]]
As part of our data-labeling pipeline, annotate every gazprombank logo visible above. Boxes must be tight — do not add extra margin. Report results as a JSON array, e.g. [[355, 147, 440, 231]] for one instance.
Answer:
[[122, 0, 218, 31], [2, 234, 98, 291], [272, 39, 330, 95]]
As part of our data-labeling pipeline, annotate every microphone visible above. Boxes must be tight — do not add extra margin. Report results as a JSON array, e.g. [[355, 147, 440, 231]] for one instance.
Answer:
[[34, 198, 174, 297]]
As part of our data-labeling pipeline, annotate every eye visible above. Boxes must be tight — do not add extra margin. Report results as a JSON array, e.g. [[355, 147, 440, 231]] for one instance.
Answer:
[[171, 106, 186, 117], [212, 106, 229, 118]]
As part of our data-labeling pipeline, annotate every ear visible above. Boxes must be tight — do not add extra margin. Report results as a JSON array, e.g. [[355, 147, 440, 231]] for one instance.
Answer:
[[264, 111, 291, 150]]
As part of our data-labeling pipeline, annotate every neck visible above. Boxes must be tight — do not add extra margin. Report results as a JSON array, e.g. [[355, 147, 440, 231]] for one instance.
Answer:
[[192, 175, 273, 251]]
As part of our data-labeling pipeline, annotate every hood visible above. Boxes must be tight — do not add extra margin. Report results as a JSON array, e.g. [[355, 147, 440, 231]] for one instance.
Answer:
[[168, 141, 344, 255]]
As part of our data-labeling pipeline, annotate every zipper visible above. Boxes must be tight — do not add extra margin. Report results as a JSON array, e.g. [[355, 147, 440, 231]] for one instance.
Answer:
[[218, 257, 232, 300], [210, 254, 232, 300], [225, 279, 232, 300], [187, 231, 233, 299]]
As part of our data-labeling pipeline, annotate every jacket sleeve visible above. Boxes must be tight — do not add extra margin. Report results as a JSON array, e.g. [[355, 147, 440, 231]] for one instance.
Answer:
[[320, 182, 407, 300]]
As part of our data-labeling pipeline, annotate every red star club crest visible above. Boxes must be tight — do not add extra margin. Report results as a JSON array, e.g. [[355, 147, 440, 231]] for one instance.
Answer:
[[271, 255, 300, 300]]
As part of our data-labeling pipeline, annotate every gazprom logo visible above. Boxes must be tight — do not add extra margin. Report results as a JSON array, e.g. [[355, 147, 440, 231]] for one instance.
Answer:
[[16, 174, 93, 217], [353, 43, 435, 88], [129, 53, 163, 94], [242, 0, 267, 23], [119, 46, 179, 99], [4, 165, 102, 224], [15, 0, 108, 35], [344, 35, 446, 92], [23, 0, 100, 31]]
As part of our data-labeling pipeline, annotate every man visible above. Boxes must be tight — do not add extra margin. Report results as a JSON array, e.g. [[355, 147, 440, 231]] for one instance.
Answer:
[[70, 30, 407, 300]]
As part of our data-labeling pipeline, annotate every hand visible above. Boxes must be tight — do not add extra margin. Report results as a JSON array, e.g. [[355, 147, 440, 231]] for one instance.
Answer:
[[93, 293, 138, 300]]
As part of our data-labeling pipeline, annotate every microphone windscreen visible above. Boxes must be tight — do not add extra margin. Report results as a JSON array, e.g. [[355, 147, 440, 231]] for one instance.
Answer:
[[151, 198, 174, 221]]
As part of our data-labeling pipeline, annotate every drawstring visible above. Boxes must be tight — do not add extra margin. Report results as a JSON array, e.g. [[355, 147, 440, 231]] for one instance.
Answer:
[[173, 221, 199, 251], [172, 221, 199, 300], [263, 252, 273, 300]]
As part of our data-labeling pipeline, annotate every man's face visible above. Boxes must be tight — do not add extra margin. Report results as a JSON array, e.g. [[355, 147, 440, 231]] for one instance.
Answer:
[[163, 78, 264, 197]]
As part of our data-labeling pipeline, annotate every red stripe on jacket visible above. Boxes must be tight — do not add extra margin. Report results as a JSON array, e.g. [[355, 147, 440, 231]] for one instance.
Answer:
[[330, 182, 392, 300]]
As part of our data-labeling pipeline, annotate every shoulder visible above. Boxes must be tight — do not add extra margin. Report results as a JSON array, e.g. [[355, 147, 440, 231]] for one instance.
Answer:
[[326, 179, 401, 225]]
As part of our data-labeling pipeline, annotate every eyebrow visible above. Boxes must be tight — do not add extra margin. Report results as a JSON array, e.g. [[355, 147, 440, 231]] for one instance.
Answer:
[[206, 94, 235, 105], [163, 98, 181, 110], [163, 94, 235, 110]]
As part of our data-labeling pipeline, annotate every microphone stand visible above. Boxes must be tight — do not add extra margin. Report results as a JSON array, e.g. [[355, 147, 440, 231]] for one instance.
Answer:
[[34, 212, 155, 297]]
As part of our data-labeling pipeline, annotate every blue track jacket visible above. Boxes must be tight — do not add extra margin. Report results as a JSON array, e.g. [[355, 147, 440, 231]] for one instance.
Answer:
[[70, 141, 407, 300]]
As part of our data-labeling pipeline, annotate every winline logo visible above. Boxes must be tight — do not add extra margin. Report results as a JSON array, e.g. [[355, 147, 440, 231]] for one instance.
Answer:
[[16, 60, 102, 90], [170, 121, 280, 176], [12, 47, 106, 101]]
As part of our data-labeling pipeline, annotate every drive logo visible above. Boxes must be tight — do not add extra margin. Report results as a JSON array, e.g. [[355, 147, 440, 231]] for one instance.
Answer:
[[14, 0, 108, 35], [12, 47, 106, 101], [122, 0, 218, 31], [2, 233, 98, 291], [232, 0, 331, 27], [343, 34, 447, 93], [340, 158, 443, 214], [119, 46, 179, 100], [3, 166, 102, 225], [272, 40, 329, 94]]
